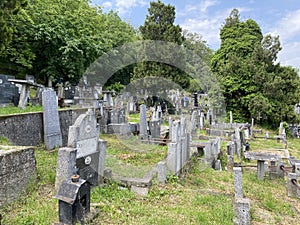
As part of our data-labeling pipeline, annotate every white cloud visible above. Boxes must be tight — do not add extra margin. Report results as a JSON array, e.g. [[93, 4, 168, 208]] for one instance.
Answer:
[[115, 0, 147, 15], [103, 1, 113, 8], [199, 0, 220, 12], [275, 9, 300, 41], [278, 41, 300, 71]]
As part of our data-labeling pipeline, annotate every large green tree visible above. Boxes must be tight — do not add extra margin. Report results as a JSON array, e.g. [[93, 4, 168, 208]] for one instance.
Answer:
[[132, 0, 190, 89], [0, 0, 136, 86], [0, 0, 27, 51], [211, 9, 300, 125]]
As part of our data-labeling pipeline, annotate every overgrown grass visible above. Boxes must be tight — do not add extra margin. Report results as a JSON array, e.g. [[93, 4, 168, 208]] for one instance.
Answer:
[[103, 134, 168, 178]]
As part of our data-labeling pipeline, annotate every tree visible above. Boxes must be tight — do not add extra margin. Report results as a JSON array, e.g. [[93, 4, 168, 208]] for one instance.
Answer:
[[211, 9, 300, 125], [132, 0, 189, 89], [0, 0, 136, 86], [0, 0, 27, 51], [182, 31, 213, 93]]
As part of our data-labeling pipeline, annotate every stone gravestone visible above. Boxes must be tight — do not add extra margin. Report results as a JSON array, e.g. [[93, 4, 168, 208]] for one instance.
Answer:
[[68, 109, 106, 187], [42, 88, 62, 150], [55, 109, 106, 190], [139, 104, 148, 140]]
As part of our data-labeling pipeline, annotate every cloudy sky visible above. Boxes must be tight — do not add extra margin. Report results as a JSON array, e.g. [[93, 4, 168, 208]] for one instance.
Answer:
[[92, 0, 300, 71]]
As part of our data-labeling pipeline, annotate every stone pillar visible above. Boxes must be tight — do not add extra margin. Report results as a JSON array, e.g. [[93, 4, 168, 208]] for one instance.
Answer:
[[169, 117, 173, 141], [233, 167, 243, 198], [230, 111, 233, 124], [139, 104, 148, 140], [186, 133, 191, 161], [236, 198, 251, 225], [55, 147, 77, 192], [257, 160, 265, 180], [167, 143, 177, 175], [98, 139, 107, 183], [157, 161, 167, 185]]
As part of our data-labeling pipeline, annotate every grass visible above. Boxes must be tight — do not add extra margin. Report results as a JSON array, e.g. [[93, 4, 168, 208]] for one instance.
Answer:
[[102, 134, 168, 178], [1, 128, 300, 224], [0, 105, 43, 116], [128, 113, 140, 123]]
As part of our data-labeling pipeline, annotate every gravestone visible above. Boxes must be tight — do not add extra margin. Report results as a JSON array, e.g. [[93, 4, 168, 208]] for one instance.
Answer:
[[235, 198, 251, 225], [42, 88, 62, 150], [55, 110, 106, 189], [157, 161, 167, 185], [139, 104, 148, 140], [0, 74, 19, 106], [149, 120, 161, 139], [68, 109, 106, 187], [233, 167, 243, 198]]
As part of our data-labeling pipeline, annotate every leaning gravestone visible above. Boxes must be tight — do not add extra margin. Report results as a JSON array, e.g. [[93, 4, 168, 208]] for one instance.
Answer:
[[42, 88, 62, 150], [55, 109, 106, 190]]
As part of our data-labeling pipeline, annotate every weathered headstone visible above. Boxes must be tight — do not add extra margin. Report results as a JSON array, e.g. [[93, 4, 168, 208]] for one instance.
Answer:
[[233, 167, 243, 198], [167, 142, 177, 174], [67, 109, 106, 187], [235, 198, 251, 225], [140, 104, 148, 140], [42, 88, 62, 150], [157, 161, 167, 185], [55, 147, 77, 191]]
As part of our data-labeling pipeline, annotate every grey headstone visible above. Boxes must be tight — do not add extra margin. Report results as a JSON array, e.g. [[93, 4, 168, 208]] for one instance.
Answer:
[[157, 161, 167, 185], [233, 167, 243, 198], [236, 198, 251, 225], [55, 147, 77, 192], [98, 139, 107, 183], [169, 117, 173, 141], [68, 109, 104, 187], [257, 160, 266, 180], [149, 120, 161, 139], [167, 142, 177, 174], [42, 88, 62, 150], [139, 104, 148, 139]]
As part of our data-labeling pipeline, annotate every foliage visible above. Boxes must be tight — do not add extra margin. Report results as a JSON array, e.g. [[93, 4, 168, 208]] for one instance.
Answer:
[[0, 0, 28, 51], [104, 82, 125, 94], [132, 0, 190, 89], [0, 0, 137, 85], [211, 9, 300, 126]]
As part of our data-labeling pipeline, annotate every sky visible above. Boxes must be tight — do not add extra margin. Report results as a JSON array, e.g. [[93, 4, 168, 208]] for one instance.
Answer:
[[92, 0, 300, 71]]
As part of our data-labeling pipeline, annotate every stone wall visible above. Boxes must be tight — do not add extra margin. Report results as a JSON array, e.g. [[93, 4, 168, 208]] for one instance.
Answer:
[[0, 146, 37, 208], [0, 108, 87, 146]]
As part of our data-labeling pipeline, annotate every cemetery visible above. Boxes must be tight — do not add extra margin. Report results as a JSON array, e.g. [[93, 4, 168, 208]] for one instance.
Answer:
[[0, 82, 299, 224]]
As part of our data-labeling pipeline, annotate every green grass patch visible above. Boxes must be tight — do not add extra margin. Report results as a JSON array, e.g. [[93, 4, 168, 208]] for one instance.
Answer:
[[0, 105, 43, 116]]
